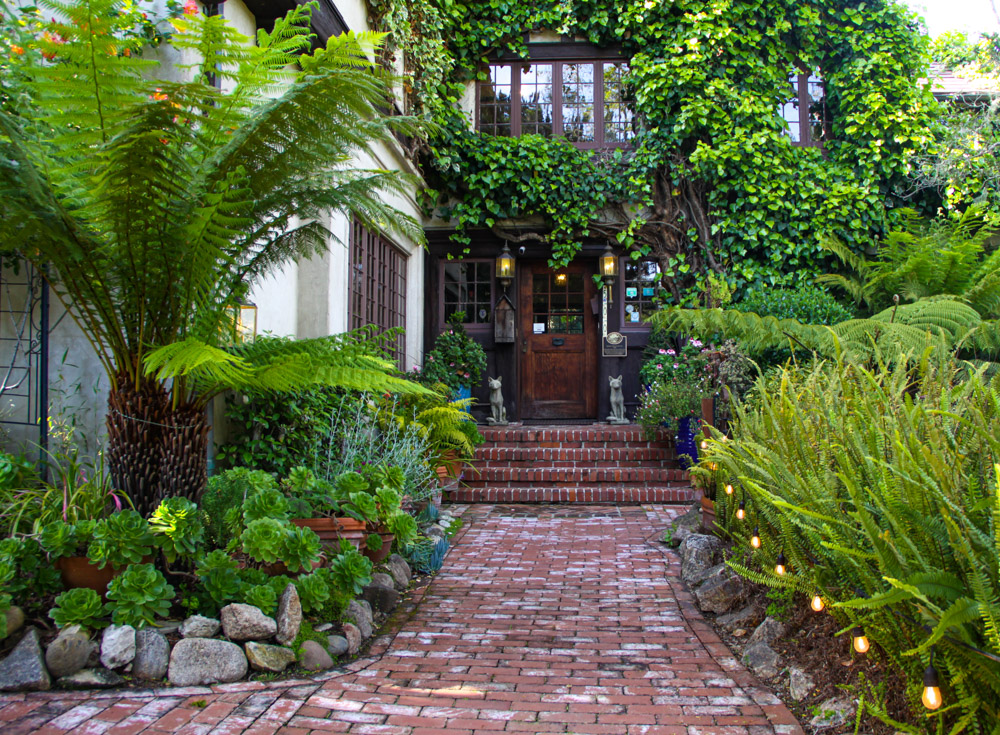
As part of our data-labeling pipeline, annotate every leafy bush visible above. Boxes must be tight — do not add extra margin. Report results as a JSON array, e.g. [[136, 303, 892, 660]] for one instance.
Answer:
[[241, 518, 289, 565], [201, 468, 278, 548], [195, 550, 242, 610], [699, 355, 1000, 730], [87, 510, 153, 569], [328, 542, 373, 596], [419, 312, 487, 391], [738, 283, 854, 325], [50, 588, 106, 630], [105, 564, 174, 627], [150, 497, 205, 563], [242, 584, 277, 616], [0, 537, 61, 609], [635, 378, 704, 436]]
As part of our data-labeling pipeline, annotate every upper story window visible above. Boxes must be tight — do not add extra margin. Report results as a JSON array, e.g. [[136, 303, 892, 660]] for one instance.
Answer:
[[478, 56, 635, 148], [781, 72, 831, 148]]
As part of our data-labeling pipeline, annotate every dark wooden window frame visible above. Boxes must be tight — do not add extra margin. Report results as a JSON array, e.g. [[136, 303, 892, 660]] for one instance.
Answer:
[[476, 45, 634, 150], [786, 71, 831, 150], [349, 219, 408, 363], [438, 258, 494, 335], [618, 256, 660, 333]]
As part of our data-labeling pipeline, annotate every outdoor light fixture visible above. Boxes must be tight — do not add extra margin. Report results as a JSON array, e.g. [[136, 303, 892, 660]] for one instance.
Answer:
[[599, 244, 618, 285], [725, 483, 734, 496], [852, 627, 870, 654], [810, 594, 825, 612], [922, 663, 943, 710], [736, 499, 745, 520], [700, 439, 708, 450], [555, 272, 568, 286], [231, 301, 257, 343], [750, 527, 761, 549], [775, 552, 787, 576], [496, 242, 516, 289]]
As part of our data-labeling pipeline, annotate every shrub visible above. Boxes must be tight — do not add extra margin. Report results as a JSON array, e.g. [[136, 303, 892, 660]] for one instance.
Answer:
[[737, 283, 854, 325], [87, 510, 153, 569], [50, 588, 106, 630], [201, 468, 278, 549], [149, 497, 205, 563], [419, 312, 487, 391], [635, 378, 704, 436], [195, 550, 242, 610], [105, 564, 174, 627], [699, 355, 1000, 730]]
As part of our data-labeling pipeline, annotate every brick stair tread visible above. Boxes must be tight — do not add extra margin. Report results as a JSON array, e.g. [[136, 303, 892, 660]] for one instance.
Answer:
[[480, 424, 672, 445], [473, 447, 677, 462], [465, 467, 689, 483], [449, 486, 697, 504]]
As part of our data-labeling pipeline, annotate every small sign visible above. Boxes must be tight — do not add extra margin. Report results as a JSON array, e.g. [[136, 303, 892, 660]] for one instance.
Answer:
[[625, 286, 638, 298], [630, 311, 640, 322], [643, 287, 655, 296], [533, 322, 545, 334], [603, 331, 628, 357]]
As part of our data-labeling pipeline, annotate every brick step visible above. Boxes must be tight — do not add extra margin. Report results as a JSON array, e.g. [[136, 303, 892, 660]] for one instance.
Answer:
[[449, 486, 697, 504], [480, 424, 671, 446], [473, 446, 677, 464], [465, 466, 689, 485]]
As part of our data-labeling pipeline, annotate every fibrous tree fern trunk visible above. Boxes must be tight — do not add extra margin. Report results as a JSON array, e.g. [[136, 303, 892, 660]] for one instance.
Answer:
[[105, 376, 207, 516]]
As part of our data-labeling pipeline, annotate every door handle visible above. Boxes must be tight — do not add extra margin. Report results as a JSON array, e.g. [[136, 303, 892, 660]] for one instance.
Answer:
[[522, 338, 527, 354]]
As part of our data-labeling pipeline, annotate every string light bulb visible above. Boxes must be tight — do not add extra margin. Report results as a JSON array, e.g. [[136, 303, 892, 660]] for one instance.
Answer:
[[852, 627, 870, 654], [750, 527, 761, 549], [701, 439, 708, 450], [725, 483, 734, 496], [775, 552, 787, 576], [736, 499, 745, 520], [810, 594, 825, 612], [921, 663, 942, 710]]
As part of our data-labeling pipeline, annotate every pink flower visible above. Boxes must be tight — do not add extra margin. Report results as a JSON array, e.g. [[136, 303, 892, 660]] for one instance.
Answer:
[[666, 349, 676, 355], [689, 338, 703, 347], [183, 0, 198, 14], [656, 363, 663, 369], [463, 372, 471, 378], [658, 348, 667, 354], [673, 363, 680, 369]]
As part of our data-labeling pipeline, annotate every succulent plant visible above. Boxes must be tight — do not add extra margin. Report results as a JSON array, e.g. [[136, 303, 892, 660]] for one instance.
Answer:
[[242, 583, 277, 616], [294, 571, 331, 615], [50, 587, 106, 630], [105, 563, 174, 627], [87, 510, 153, 569], [328, 545, 372, 597], [240, 518, 287, 564], [150, 497, 205, 563], [195, 549, 242, 608], [281, 525, 321, 573], [242, 487, 289, 524]]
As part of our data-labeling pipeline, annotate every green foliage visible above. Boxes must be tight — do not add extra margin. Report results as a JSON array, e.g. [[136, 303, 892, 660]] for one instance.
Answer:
[[419, 314, 488, 391], [50, 588, 106, 630], [701, 356, 1000, 730], [400, 536, 448, 575], [242, 584, 277, 616], [328, 542, 373, 596], [87, 510, 154, 569], [105, 563, 174, 628], [241, 518, 290, 565], [243, 487, 289, 524], [738, 285, 854, 327], [201, 468, 277, 548], [636, 377, 704, 436], [195, 549, 242, 609], [0, 537, 61, 613], [149, 497, 205, 563], [386, 511, 418, 546], [282, 526, 322, 573], [294, 571, 332, 615], [393, 386, 483, 466]]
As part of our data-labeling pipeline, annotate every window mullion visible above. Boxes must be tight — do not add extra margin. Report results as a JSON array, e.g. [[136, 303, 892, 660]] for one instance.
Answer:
[[595, 62, 604, 148], [553, 62, 562, 137], [512, 65, 521, 137]]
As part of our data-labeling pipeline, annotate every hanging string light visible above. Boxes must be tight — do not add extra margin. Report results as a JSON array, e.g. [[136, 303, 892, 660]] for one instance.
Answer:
[[701, 439, 708, 450], [922, 652, 943, 711], [852, 627, 870, 654], [736, 498, 746, 520], [750, 527, 761, 549], [724, 483, 734, 496], [810, 594, 825, 612], [775, 552, 787, 576]]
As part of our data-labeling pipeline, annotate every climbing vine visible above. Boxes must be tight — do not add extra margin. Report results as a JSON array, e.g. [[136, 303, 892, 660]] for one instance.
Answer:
[[365, 0, 938, 301]]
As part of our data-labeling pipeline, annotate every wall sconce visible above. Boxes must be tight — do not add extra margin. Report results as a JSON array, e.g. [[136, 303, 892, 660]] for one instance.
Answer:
[[231, 301, 257, 343], [599, 244, 618, 286], [496, 242, 515, 290]]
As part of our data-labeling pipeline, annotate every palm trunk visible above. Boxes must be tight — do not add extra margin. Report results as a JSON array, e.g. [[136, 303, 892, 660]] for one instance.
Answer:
[[106, 375, 209, 516]]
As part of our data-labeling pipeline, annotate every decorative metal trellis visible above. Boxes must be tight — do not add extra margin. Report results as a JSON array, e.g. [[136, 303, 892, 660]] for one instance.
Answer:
[[0, 257, 49, 456]]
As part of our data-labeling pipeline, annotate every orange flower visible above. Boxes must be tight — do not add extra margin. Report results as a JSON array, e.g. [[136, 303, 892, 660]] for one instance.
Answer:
[[152, 88, 168, 101], [11, 45, 25, 55]]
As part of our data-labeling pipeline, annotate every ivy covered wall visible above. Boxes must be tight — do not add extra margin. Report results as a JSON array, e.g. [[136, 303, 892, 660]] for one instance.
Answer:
[[365, 0, 938, 302]]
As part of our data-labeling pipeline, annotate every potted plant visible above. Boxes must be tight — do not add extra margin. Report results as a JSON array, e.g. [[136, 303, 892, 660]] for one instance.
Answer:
[[392, 385, 483, 481], [232, 485, 324, 576], [419, 312, 487, 405], [333, 465, 418, 562], [284, 467, 366, 549]]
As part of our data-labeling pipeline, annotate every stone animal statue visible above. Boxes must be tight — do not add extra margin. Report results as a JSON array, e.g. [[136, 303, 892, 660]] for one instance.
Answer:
[[607, 375, 628, 424], [486, 376, 508, 425]]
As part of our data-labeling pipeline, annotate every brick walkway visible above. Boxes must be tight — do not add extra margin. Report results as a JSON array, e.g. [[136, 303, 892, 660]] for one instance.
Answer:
[[0, 505, 803, 735]]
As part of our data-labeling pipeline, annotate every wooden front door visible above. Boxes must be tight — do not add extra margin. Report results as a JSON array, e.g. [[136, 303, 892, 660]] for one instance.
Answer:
[[519, 261, 598, 419]]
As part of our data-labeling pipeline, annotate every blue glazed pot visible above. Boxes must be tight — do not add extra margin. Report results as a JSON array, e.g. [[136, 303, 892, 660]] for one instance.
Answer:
[[454, 385, 472, 413], [675, 415, 699, 469]]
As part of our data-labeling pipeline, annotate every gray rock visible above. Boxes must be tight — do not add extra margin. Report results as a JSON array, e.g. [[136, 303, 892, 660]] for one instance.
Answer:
[[180, 615, 220, 638], [693, 565, 744, 614], [100, 625, 136, 670], [168, 638, 248, 686], [742, 640, 781, 679], [810, 697, 856, 730], [245, 642, 295, 673], [386, 554, 411, 590], [297, 641, 333, 671], [58, 668, 124, 689], [156, 621, 182, 636], [57, 624, 86, 639], [345, 600, 373, 639], [275, 584, 301, 647], [4, 607, 25, 639], [425, 524, 446, 539], [314, 623, 333, 633], [133, 628, 169, 681], [362, 579, 401, 614], [371, 572, 395, 590], [45, 633, 93, 678], [327, 635, 349, 657], [789, 666, 815, 701], [747, 617, 786, 649], [0, 629, 50, 691], [220, 604, 277, 642], [680, 534, 724, 586], [717, 605, 759, 633], [342, 622, 362, 655], [666, 505, 701, 547]]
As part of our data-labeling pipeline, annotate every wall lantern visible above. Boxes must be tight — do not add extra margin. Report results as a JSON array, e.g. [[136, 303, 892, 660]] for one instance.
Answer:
[[231, 301, 258, 343], [496, 242, 516, 290], [599, 244, 618, 285]]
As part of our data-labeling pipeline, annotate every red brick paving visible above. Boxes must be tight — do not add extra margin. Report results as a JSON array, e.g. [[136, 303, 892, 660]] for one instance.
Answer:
[[0, 505, 803, 735]]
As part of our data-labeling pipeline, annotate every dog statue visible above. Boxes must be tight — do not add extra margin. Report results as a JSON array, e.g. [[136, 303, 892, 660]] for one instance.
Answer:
[[486, 376, 508, 425], [607, 375, 628, 424]]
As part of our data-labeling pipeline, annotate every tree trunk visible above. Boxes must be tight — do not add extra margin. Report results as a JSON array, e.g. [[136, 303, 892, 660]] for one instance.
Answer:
[[105, 375, 208, 516]]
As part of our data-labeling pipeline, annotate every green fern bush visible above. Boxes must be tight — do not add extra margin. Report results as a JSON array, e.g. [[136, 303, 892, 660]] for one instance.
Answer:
[[698, 356, 1000, 731]]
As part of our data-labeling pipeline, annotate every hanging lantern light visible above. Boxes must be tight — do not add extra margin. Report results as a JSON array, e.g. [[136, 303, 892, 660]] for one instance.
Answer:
[[599, 244, 618, 284], [496, 242, 516, 289], [736, 499, 745, 520], [852, 627, 870, 654], [921, 663, 943, 710], [775, 552, 787, 576], [810, 594, 825, 612], [750, 527, 761, 549]]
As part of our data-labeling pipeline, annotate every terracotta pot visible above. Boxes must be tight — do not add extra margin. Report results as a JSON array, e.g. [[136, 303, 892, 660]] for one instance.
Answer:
[[437, 449, 464, 481], [362, 531, 394, 563], [56, 556, 116, 595], [700, 496, 718, 535], [292, 517, 365, 550], [260, 556, 325, 577]]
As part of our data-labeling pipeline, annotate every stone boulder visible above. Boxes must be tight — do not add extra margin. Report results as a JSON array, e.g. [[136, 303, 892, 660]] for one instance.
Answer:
[[245, 642, 295, 673], [133, 628, 169, 681], [327, 635, 349, 657], [666, 505, 701, 547], [680, 534, 724, 586], [100, 624, 136, 670], [168, 638, 248, 686], [4, 607, 25, 640], [742, 640, 781, 679], [693, 565, 744, 614], [386, 554, 411, 590], [342, 622, 362, 655], [345, 600, 373, 639], [58, 668, 124, 689], [45, 632, 94, 679], [746, 617, 785, 649], [298, 641, 333, 671], [810, 697, 856, 730], [220, 604, 277, 641], [362, 577, 401, 614], [180, 615, 220, 638], [789, 666, 815, 701], [275, 584, 301, 647], [716, 605, 759, 633], [0, 629, 50, 691]]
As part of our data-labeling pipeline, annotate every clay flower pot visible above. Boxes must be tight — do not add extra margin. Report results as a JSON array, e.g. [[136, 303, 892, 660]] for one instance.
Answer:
[[361, 531, 395, 563], [56, 556, 116, 594], [700, 496, 718, 534], [292, 517, 366, 550]]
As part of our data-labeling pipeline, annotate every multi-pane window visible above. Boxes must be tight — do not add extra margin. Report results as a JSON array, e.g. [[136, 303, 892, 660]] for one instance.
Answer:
[[531, 272, 586, 334], [478, 60, 635, 148], [781, 72, 831, 148], [442, 261, 493, 325], [349, 219, 407, 363], [622, 260, 660, 327]]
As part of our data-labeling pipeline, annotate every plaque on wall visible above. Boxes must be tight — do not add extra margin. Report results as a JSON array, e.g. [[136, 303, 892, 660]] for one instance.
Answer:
[[602, 331, 628, 357]]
